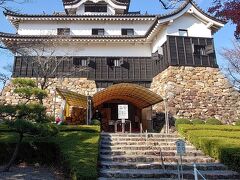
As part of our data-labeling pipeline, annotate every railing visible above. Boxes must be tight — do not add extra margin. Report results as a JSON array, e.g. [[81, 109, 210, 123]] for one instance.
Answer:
[[193, 164, 206, 180]]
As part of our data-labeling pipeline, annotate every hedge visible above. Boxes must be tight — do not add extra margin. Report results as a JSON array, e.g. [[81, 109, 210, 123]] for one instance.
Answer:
[[177, 124, 240, 172], [0, 125, 100, 180], [192, 119, 205, 125], [175, 118, 192, 127], [205, 118, 222, 125], [177, 124, 240, 136]]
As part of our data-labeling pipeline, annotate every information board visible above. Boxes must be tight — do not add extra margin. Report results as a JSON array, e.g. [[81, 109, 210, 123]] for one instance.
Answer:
[[118, 105, 128, 120], [176, 139, 186, 155]]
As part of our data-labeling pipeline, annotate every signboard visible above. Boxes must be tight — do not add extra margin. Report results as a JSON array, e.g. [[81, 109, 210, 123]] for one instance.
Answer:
[[118, 105, 128, 120], [176, 139, 186, 155]]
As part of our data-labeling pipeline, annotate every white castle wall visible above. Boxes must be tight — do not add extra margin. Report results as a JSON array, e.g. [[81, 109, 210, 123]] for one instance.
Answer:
[[167, 14, 212, 38], [18, 20, 153, 36]]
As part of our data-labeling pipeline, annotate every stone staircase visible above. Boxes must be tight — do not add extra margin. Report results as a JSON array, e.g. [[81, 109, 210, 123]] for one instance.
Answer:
[[98, 133, 240, 179]]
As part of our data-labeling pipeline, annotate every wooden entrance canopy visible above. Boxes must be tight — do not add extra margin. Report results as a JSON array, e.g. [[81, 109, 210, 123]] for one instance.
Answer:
[[56, 88, 88, 108], [92, 83, 163, 109]]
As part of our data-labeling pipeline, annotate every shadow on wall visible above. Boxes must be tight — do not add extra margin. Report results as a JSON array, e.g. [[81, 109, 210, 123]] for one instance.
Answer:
[[152, 112, 176, 133]]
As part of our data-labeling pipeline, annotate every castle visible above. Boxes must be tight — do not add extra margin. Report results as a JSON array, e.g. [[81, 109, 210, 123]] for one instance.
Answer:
[[0, 0, 239, 132]]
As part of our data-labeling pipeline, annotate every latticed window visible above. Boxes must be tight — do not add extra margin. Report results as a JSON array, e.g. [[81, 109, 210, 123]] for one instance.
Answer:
[[57, 28, 70, 35], [85, 3, 107, 12], [122, 29, 134, 36], [73, 57, 89, 67], [92, 28, 105, 35], [193, 45, 206, 55]]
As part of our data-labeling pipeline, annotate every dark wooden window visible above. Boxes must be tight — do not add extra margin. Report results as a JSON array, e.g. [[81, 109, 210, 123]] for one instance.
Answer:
[[122, 29, 134, 36], [85, 3, 107, 12], [179, 29, 188, 36], [107, 58, 124, 67], [57, 28, 70, 35], [193, 44, 206, 55], [73, 57, 89, 67], [92, 28, 105, 35], [114, 59, 124, 67]]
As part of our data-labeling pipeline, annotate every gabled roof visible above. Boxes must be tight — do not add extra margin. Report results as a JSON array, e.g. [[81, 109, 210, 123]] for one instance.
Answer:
[[63, 0, 130, 6], [4, 0, 226, 24], [1, 0, 226, 44], [63, 0, 131, 14]]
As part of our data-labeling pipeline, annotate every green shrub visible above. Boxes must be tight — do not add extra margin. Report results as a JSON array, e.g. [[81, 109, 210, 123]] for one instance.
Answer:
[[91, 119, 101, 126], [206, 118, 222, 125], [176, 124, 240, 172], [0, 125, 100, 179], [175, 118, 192, 127], [192, 119, 205, 125]]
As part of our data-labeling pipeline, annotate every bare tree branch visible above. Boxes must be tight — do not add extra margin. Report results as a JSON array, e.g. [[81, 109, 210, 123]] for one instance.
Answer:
[[221, 40, 240, 89], [8, 41, 89, 90]]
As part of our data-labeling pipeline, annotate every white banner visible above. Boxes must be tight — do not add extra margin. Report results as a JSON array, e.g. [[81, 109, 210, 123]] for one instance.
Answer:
[[118, 105, 128, 120]]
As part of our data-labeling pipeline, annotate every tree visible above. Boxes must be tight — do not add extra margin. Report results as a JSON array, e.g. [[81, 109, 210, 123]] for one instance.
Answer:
[[12, 78, 48, 104], [208, 0, 240, 39], [221, 41, 240, 89], [0, 0, 28, 9], [0, 78, 58, 172], [0, 64, 13, 95], [6, 41, 88, 90]]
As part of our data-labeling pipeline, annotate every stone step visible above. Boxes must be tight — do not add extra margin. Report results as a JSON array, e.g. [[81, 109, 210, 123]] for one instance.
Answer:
[[100, 161, 228, 171], [100, 133, 179, 138], [100, 141, 182, 146], [99, 178, 178, 180], [101, 145, 197, 151], [100, 169, 240, 179], [100, 155, 215, 163], [101, 137, 180, 142], [100, 149, 204, 156]]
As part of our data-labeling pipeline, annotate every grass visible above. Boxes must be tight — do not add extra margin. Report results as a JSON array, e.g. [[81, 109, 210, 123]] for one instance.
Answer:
[[177, 124, 240, 172], [0, 125, 100, 180]]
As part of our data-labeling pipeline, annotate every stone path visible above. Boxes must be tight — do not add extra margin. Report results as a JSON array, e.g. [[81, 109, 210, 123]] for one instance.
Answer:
[[0, 165, 64, 180], [98, 133, 240, 179]]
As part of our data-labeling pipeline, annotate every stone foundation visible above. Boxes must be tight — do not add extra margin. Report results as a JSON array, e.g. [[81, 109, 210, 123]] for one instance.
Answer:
[[0, 78, 97, 116], [150, 66, 240, 122], [1, 66, 240, 122]]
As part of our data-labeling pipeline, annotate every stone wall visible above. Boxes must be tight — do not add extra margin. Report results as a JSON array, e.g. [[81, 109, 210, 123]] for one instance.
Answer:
[[0, 78, 97, 116], [150, 66, 240, 122]]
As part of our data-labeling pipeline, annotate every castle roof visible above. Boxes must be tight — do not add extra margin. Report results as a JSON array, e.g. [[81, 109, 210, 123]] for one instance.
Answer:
[[63, 0, 130, 6], [0, 0, 226, 45]]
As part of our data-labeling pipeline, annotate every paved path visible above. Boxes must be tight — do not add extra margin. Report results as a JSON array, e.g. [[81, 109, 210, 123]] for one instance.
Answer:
[[0, 165, 65, 180]]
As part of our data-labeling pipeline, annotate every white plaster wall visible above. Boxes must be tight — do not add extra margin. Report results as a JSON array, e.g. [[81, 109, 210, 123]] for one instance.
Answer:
[[24, 43, 152, 57], [167, 14, 212, 38], [151, 27, 167, 53], [18, 20, 153, 36]]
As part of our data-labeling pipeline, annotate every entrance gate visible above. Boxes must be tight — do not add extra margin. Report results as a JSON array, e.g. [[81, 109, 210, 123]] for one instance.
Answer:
[[56, 83, 163, 131]]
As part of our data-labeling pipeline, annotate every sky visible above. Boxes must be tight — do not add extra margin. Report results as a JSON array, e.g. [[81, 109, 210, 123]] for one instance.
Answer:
[[0, 0, 236, 87]]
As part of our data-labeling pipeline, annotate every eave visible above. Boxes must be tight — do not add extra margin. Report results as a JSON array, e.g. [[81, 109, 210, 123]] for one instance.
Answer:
[[0, 32, 150, 45], [4, 0, 226, 31]]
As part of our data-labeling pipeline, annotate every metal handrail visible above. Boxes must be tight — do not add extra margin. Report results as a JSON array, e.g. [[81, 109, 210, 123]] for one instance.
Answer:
[[194, 164, 206, 180]]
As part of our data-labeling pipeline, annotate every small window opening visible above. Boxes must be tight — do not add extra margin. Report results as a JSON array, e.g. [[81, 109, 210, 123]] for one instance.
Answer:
[[193, 45, 206, 55], [179, 29, 188, 37], [57, 28, 70, 35], [73, 57, 89, 67], [92, 28, 105, 35], [107, 58, 124, 67], [122, 29, 134, 36]]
